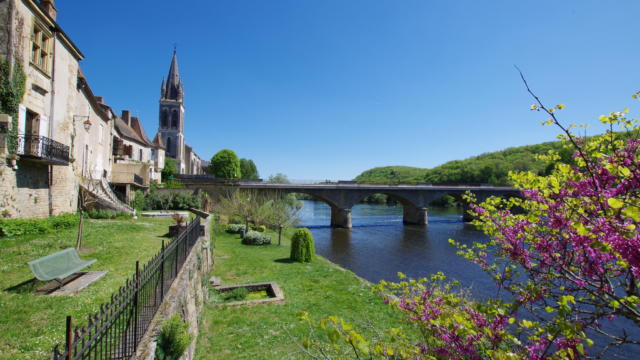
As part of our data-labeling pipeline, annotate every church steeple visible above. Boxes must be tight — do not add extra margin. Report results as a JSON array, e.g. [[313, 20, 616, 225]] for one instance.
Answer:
[[162, 50, 184, 101]]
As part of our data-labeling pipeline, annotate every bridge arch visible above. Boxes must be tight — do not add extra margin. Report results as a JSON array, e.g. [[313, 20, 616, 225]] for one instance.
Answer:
[[351, 191, 428, 227]]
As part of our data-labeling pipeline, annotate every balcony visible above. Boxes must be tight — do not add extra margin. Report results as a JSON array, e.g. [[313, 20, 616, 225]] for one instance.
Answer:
[[111, 162, 150, 188], [16, 134, 70, 166]]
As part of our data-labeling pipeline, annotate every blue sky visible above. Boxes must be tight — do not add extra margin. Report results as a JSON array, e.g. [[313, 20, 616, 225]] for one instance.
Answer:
[[56, 0, 640, 181]]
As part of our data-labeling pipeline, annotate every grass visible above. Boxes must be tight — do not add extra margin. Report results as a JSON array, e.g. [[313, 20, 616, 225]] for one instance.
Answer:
[[0, 217, 173, 359], [195, 229, 409, 359]]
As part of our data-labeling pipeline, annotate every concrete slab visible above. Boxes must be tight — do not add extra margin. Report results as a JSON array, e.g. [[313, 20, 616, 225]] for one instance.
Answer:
[[140, 211, 189, 218], [47, 271, 108, 296]]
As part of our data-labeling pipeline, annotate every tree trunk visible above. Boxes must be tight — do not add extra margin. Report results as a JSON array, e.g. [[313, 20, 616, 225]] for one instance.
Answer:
[[278, 226, 283, 246], [76, 210, 84, 250]]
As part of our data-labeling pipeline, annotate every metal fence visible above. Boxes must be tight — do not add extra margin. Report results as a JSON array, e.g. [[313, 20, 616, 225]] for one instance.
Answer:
[[52, 216, 202, 360]]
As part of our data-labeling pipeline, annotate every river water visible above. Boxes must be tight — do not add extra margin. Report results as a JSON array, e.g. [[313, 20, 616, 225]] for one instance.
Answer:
[[297, 200, 637, 359]]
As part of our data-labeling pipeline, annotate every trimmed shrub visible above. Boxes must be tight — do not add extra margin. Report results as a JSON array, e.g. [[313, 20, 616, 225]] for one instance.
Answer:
[[155, 314, 192, 360], [252, 225, 267, 232], [0, 213, 79, 237], [242, 230, 271, 245], [225, 224, 246, 234], [290, 228, 315, 263]]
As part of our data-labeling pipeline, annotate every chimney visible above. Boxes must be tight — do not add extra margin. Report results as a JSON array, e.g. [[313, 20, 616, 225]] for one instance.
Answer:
[[121, 110, 131, 126], [95, 96, 104, 104], [40, 0, 57, 21]]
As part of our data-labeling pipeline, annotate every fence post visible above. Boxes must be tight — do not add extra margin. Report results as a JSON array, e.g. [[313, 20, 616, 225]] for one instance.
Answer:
[[66, 315, 72, 360], [160, 240, 165, 301], [133, 261, 140, 351]]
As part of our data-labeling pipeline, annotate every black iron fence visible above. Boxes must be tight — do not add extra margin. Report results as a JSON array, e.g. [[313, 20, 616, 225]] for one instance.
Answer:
[[52, 216, 202, 360], [16, 134, 70, 165]]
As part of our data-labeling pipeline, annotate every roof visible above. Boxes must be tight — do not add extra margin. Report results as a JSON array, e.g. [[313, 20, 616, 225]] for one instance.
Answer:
[[25, 0, 84, 60], [152, 133, 166, 149], [76, 69, 110, 122], [114, 118, 152, 147], [161, 50, 183, 101]]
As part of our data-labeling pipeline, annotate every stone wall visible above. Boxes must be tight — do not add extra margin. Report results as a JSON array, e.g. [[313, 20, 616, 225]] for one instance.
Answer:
[[135, 213, 212, 360]]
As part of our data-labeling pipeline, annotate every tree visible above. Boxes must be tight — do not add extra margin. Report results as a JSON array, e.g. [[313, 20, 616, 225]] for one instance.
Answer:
[[290, 228, 315, 263], [263, 193, 301, 245], [239, 158, 259, 179], [208, 149, 240, 179], [214, 189, 270, 237], [162, 157, 177, 182], [267, 173, 291, 184]]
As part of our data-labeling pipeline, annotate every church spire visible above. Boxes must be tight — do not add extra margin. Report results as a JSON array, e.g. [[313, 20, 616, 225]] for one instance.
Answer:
[[162, 49, 183, 101]]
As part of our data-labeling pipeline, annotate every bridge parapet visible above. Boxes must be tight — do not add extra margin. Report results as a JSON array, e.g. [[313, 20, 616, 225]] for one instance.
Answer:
[[180, 180, 520, 228]]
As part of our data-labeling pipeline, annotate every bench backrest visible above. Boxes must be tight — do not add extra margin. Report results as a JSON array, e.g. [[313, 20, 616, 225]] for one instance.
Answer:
[[28, 248, 85, 281]]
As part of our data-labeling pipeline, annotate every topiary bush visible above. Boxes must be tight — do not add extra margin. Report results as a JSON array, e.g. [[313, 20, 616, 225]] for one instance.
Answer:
[[155, 314, 192, 360], [251, 225, 267, 232], [225, 224, 246, 234], [241, 230, 271, 245], [290, 228, 315, 263]]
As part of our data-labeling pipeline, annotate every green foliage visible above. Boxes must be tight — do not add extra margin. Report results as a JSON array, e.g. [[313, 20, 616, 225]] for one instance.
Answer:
[[267, 173, 291, 184], [134, 189, 200, 211], [155, 314, 192, 360], [429, 194, 459, 207], [354, 166, 426, 184], [290, 228, 315, 263], [225, 223, 247, 234], [0, 213, 79, 237], [223, 287, 249, 302], [0, 60, 27, 154], [162, 180, 184, 189], [85, 209, 132, 220], [208, 149, 241, 179], [360, 194, 398, 206], [252, 225, 267, 232], [161, 158, 178, 182], [242, 230, 271, 245], [239, 158, 259, 179], [353, 141, 575, 186]]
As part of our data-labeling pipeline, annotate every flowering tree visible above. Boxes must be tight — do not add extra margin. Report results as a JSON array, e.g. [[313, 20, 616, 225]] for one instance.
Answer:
[[453, 78, 640, 358], [298, 80, 640, 359]]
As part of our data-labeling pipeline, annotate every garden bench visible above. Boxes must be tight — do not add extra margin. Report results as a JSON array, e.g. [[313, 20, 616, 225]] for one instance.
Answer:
[[27, 248, 97, 285]]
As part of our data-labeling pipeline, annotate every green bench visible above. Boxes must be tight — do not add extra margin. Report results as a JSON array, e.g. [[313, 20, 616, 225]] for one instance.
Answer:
[[27, 248, 97, 285]]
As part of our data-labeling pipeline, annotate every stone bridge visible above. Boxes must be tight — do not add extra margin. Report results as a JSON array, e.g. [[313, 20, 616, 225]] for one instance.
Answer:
[[180, 179, 519, 228]]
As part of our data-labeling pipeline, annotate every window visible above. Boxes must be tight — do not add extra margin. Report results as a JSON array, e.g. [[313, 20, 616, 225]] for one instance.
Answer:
[[31, 22, 52, 74], [171, 110, 178, 129], [161, 109, 168, 128], [139, 149, 143, 161]]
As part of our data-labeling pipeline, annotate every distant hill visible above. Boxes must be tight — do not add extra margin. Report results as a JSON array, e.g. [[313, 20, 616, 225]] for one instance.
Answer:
[[353, 166, 426, 185], [354, 140, 575, 186]]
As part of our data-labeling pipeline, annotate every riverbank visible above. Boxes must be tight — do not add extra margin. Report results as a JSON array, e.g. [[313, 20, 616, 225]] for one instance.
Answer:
[[195, 229, 409, 359]]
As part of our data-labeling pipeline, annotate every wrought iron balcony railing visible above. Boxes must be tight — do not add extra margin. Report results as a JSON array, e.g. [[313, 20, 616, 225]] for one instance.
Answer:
[[16, 134, 70, 166]]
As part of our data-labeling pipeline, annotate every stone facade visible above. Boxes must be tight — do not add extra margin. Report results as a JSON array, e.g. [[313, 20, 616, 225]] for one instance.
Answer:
[[0, 0, 82, 218], [134, 214, 212, 360]]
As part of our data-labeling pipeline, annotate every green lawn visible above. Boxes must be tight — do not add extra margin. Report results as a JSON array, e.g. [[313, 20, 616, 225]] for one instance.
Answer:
[[195, 229, 409, 359], [0, 217, 172, 359]]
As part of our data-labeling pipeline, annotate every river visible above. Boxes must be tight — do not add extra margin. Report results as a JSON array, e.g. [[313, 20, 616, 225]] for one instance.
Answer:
[[297, 200, 637, 359]]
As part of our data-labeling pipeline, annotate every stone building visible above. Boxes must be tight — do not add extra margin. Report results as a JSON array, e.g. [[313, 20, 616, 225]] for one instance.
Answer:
[[111, 110, 164, 202], [0, 0, 81, 218], [73, 70, 114, 181], [155, 50, 203, 175]]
